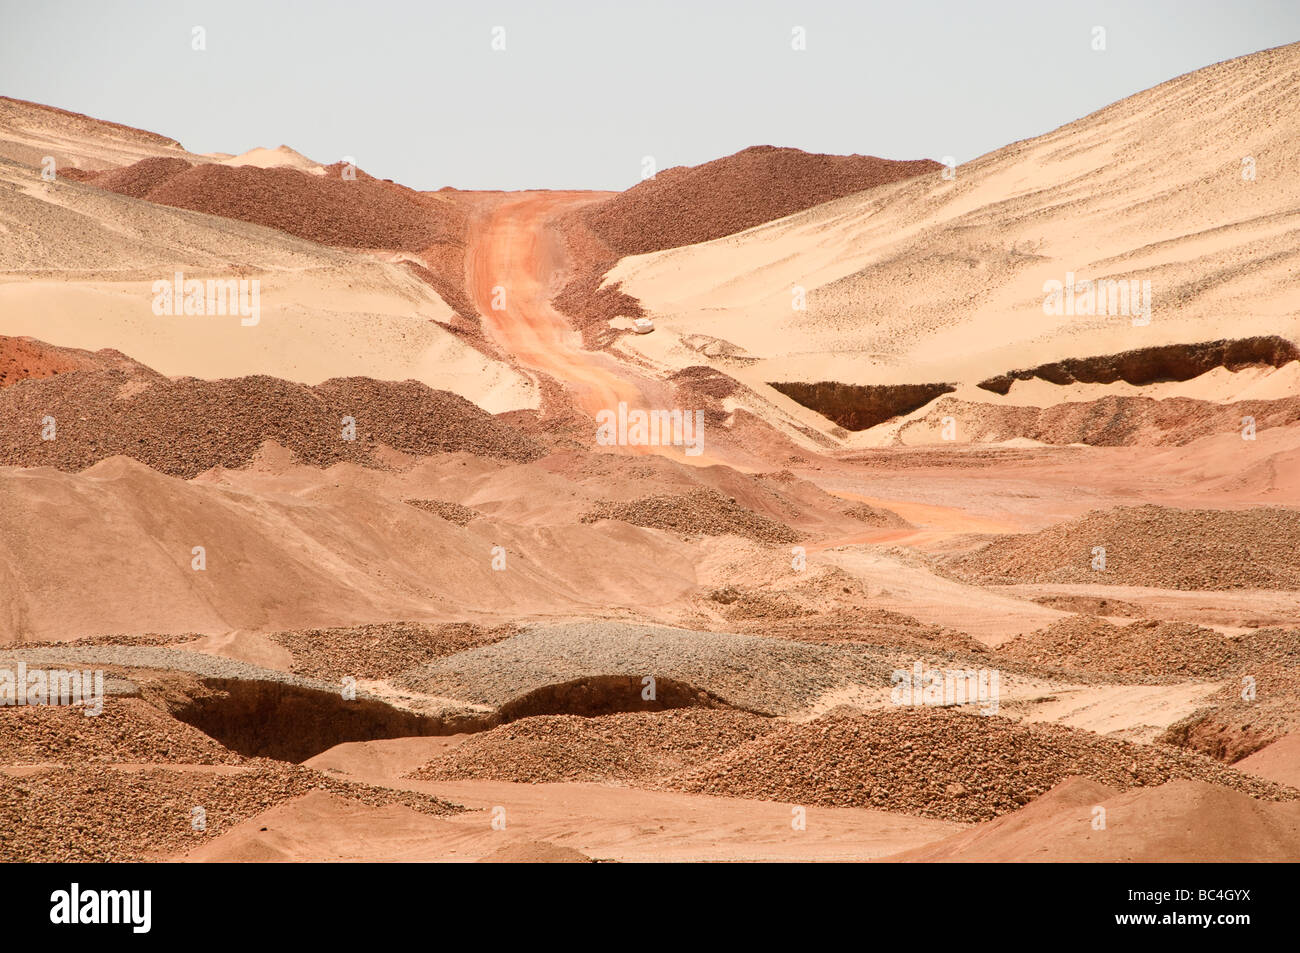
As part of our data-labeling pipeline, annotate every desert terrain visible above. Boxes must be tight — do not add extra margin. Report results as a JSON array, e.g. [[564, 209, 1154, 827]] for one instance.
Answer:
[[1, 42, 1298, 864]]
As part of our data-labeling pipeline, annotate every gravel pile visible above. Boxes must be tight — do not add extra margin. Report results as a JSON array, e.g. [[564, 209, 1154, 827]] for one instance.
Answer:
[[403, 499, 481, 526], [581, 488, 802, 543], [557, 148, 936, 344], [951, 505, 1300, 590], [0, 763, 461, 861], [0, 368, 542, 477], [1161, 628, 1300, 762], [270, 621, 517, 682], [395, 621, 897, 716], [666, 707, 1297, 822], [729, 607, 985, 655], [996, 616, 1238, 680], [0, 697, 241, 765], [409, 710, 775, 784], [73, 157, 459, 251], [583, 146, 939, 256]]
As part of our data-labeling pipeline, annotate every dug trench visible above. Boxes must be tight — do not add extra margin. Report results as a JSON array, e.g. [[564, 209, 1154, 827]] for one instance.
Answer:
[[769, 381, 956, 431], [154, 674, 745, 763]]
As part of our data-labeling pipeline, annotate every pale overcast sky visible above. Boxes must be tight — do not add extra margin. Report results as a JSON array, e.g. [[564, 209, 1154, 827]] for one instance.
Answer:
[[2, 0, 1298, 190]]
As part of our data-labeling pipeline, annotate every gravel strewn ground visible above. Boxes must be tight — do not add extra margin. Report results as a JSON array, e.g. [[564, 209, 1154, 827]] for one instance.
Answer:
[[950, 505, 1300, 590], [0, 763, 461, 861], [395, 621, 906, 715], [664, 707, 1299, 822], [0, 647, 338, 694], [409, 709, 776, 784]]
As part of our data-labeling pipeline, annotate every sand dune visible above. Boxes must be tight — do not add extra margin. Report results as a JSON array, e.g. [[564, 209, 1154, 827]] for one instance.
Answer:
[[0, 161, 535, 412], [890, 776, 1300, 862], [608, 43, 1300, 444]]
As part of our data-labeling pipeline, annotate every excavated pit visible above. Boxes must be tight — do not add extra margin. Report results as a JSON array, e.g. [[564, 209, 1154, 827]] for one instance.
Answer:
[[769, 381, 955, 431], [977, 336, 1299, 394], [165, 678, 488, 763], [164, 674, 736, 763]]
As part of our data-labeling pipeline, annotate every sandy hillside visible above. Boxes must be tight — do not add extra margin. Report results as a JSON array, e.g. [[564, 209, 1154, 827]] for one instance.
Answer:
[[0, 160, 535, 412], [605, 43, 1300, 447], [1, 39, 1298, 865]]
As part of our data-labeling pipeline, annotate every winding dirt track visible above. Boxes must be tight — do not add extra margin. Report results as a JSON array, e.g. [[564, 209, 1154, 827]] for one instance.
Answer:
[[466, 192, 644, 419]]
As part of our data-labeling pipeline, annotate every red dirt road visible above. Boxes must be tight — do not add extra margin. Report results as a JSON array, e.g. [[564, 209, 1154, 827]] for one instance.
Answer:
[[466, 192, 643, 419]]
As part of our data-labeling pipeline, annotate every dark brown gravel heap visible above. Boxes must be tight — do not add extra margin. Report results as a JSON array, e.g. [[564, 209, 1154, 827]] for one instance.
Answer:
[[72, 157, 459, 251], [581, 488, 802, 543], [0, 697, 241, 765], [0, 368, 542, 477], [270, 621, 518, 682], [0, 763, 462, 861], [403, 499, 481, 526], [996, 616, 1238, 680], [582, 146, 940, 256], [665, 707, 1297, 823], [409, 710, 776, 784], [950, 505, 1300, 590]]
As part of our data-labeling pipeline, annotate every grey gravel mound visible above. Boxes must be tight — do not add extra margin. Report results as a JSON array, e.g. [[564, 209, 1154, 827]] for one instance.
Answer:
[[394, 620, 903, 715]]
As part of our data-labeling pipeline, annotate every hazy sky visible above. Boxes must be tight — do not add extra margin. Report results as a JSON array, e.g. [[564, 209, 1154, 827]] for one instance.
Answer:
[[2, 0, 1298, 190]]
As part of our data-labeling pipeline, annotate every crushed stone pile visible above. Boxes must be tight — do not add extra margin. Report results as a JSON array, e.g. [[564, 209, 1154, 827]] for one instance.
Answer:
[[0, 763, 461, 861], [0, 369, 542, 477], [582, 488, 802, 543], [665, 707, 1297, 822], [409, 710, 775, 784], [996, 616, 1238, 680], [271, 621, 517, 682], [951, 505, 1300, 590]]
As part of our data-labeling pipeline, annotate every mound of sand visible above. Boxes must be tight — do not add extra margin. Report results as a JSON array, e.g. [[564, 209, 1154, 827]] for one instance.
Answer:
[[0, 367, 542, 478], [997, 616, 1237, 680], [409, 710, 774, 784], [952, 505, 1300, 590], [584, 146, 939, 257], [666, 707, 1294, 822], [556, 148, 936, 342], [889, 775, 1300, 862], [0, 95, 187, 172], [478, 841, 593, 863], [0, 163, 533, 412], [1234, 732, 1300, 788], [607, 44, 1300, 447]]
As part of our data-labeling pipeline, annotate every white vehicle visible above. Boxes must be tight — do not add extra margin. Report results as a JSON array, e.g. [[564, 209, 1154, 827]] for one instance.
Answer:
[[632, 316, 655, 334]]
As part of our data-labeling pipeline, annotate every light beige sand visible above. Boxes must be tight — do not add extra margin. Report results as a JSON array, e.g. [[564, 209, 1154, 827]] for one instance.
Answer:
[[0, 161, 536, 413], [605, 43, 1300, 446]]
